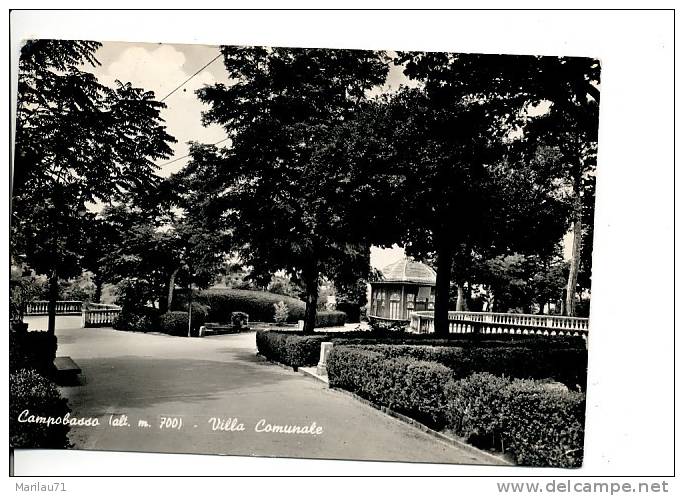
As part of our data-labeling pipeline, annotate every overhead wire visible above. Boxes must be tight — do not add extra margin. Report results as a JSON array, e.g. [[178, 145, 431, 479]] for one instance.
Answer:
[[156, 51, 228, 168], [159, 53, 222, 102]]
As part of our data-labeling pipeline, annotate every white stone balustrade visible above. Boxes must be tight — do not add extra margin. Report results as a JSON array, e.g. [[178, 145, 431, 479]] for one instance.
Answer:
[[25, 300, 83, 316], [408, 310, 589, 337], [25, 300, 122, 328]]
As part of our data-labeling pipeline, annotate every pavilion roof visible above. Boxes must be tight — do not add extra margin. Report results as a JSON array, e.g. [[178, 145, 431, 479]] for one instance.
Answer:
[[377, 257, 436, 285]]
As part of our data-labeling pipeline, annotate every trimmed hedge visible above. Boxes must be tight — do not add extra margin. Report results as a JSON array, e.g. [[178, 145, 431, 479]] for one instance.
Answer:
[[351, 344, 587, 390], [10, 330, 57, 375], [327, 347, 453, 427], [314, 310, 347, 328], [159, 307, 208, 337], [160, 312, 189, 336], [255, 330, 586, 385], [10, 368, 71, 449], [337, 335, 586, 351], [256, 330, 328, 369], [325, 346, 586, 467], [196, 289, 306, 323], [445, 373, 586, 468]]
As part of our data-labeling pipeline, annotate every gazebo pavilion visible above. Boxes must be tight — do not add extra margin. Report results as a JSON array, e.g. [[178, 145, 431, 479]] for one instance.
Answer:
[[368, 257, 437, 322]]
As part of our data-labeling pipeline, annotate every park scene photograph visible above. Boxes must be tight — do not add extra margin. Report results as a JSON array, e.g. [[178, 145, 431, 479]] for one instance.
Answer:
[[10, 39, 599, 468]]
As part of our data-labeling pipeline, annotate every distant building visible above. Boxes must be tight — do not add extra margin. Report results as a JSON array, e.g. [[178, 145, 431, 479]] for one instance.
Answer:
[[368, 257, 436, 322]]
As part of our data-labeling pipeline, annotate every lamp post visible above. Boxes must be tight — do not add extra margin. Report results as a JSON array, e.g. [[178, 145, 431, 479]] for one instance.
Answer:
[[180, 259, 195, 338]]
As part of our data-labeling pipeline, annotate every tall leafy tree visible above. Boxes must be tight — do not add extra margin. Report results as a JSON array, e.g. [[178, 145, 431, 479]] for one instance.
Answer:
[[471, 251, 568, 314], [96, 197, 229, 313], [370, 52, 576, 335], [512, 57, 600, 315], [194, 46, 389, 332], [12, 39, 175, 334], [164, 168, 232, 311]]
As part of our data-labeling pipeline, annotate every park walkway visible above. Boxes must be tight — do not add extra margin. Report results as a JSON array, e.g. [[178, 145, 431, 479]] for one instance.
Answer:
[[29, 317, 502, 465]]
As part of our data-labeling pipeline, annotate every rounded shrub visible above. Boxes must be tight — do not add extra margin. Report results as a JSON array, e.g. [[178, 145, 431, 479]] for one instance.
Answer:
[[315, 310, 346, 328], [196, 289, 306, 323], [160, 306, 207, 337], [10, 368, 71, 449], [113, 307, 160, 333]]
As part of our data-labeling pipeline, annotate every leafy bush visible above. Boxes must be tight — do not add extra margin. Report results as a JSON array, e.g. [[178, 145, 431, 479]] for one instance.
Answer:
[[273, 301, 289, 323], [10, 368, 71, 449], [256, 329, 290, 363], [344, 344, 586, 390], [159, 312, 190, 336], [113, 306, 160, 333], [159, 306, 208, 337], [444, 372, 510, 437], [327, 346, 453, 427], [114, 278, 155, 311], [231, 311, 249, 329], [10, 330, 57, 375], [10, 277, 44, 322], [315, 310, 347, 328], [256, 330, 327, 368], [445, 373, 586, 468], [196, 289, 306, 322]]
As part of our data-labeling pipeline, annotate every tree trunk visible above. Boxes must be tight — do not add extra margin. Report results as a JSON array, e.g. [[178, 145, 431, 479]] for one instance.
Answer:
[[93, 274, 104, 303], [302, 266, 319, 334], [564, 132, 584, 317], [455, 282, 465, 311], [166, 267, 180, 312], [47, 270, 59, 336], [433, 240, 453, 337], [565, 214, 583, 316]]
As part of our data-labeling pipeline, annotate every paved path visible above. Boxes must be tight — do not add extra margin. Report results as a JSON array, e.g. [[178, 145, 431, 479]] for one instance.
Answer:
[[45, 321, 501, 465]]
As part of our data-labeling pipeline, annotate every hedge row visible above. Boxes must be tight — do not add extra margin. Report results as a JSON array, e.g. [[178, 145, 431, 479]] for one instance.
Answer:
[[255, 330, 587, 389], [353, 344, 587, 390], [338, 334, 586, 350], [446, 373, 585, 468], [196, 289, 306, 323], [113, 306, 161, 333], [313, 310, 347, 328], [327, 348, 452, 426], [256, 330, 328, 369], [326, 347, 585, 467]]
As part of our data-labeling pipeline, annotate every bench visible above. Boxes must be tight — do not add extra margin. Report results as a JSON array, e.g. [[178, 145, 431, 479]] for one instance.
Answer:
[[53, 356, 81, 383], [199, 322, 249, 337]]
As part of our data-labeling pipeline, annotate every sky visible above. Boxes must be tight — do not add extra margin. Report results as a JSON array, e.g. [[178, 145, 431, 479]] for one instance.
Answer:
[[89, 41, 408, 270], [86, 41, 569, 268]]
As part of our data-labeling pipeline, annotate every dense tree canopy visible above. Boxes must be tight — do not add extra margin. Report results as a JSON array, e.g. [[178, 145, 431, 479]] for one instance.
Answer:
[[193, 46, 390, 332], [12, 39, 176, 333], [11, 41, 599, 336], [511, 56, 600, 315], [344, 52, 580, 335]]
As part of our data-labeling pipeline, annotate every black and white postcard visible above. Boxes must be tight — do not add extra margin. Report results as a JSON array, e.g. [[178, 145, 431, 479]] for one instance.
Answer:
[[10, 37, 602, 469]]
